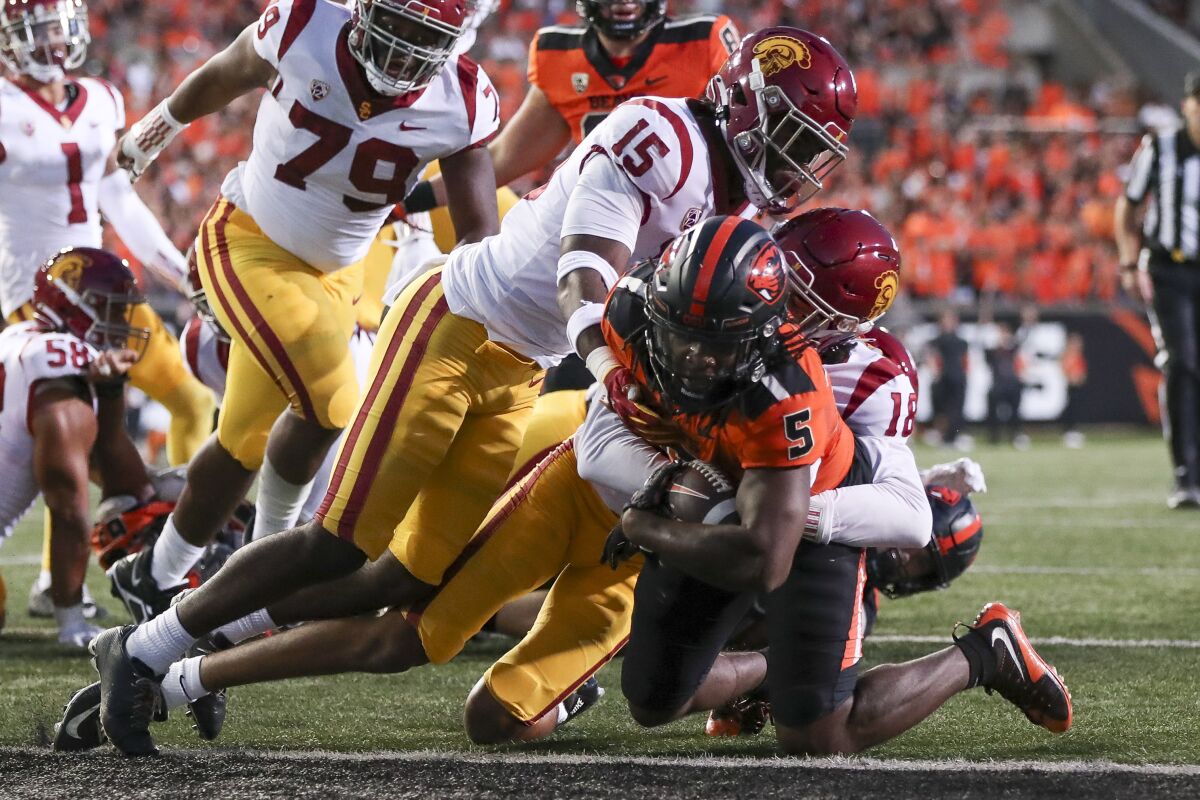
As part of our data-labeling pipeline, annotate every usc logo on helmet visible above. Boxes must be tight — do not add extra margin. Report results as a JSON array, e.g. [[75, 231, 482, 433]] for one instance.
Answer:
[[751, 36, 812, 77], [47, 250, 88, 289], [868, 270, 899, 320]]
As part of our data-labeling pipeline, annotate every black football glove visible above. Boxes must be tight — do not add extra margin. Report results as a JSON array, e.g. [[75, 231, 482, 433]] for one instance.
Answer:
[[624, 460, 687, 517], [602, 523, 647, 570]]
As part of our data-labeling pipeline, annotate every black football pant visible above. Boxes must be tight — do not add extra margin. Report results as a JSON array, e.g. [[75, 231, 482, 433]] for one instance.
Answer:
[[1149, 263, 1200, 488]]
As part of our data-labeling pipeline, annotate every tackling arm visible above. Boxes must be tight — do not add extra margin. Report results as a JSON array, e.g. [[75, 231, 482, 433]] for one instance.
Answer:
[[622, 466, 812, 593]]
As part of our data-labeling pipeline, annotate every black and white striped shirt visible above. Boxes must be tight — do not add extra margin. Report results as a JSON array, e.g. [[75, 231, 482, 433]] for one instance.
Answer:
[[1125, 128, 1200, 263]]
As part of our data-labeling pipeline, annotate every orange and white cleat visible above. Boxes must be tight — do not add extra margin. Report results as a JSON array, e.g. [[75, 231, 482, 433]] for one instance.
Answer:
[[704, 693, 772, 737], [958, 602, 1073, 733]]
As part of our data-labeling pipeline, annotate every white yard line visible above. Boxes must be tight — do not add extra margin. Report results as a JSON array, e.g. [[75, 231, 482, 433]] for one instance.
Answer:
[[972, 565, 1200, 576], [872, 634, 1200, 649], [4, 746, 1192, 775], [0, 554, 41, 566]]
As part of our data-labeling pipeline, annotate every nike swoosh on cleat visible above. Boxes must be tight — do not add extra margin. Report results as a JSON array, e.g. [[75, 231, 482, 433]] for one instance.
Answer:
[[64, 706, 97, 740], [992, 627, 1026, 681]]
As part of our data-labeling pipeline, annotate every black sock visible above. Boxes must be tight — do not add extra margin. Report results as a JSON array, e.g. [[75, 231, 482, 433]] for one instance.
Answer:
[[953, 628, 996, 689]]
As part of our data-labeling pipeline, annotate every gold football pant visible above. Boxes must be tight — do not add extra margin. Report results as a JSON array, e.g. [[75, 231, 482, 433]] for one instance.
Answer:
[[195, 197, 361, 470], [315, 268, 542, 584], [7, 301, 214, 466], [411, 437, 639, 724]]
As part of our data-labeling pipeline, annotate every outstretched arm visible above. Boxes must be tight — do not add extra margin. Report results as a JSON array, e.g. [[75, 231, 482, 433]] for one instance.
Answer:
[[117, 24, 275, 178], [98, 156, 188, 290]]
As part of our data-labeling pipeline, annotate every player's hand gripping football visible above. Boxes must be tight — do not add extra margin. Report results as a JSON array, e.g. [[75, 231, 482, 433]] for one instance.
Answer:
[[603, 461, 687, 568]]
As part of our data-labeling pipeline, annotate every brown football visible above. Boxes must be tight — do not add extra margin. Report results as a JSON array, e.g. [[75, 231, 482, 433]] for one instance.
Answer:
[[666, 461, 740, 525]]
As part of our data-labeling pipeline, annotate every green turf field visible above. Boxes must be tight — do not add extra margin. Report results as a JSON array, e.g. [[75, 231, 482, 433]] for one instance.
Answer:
[[2, 431, 1198, 766]]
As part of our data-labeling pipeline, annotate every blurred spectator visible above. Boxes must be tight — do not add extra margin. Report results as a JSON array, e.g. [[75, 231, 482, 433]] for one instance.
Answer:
[[985, 322, 1027, 448], [1060, 332, 1088, 448], [925, 308, 969, 449]]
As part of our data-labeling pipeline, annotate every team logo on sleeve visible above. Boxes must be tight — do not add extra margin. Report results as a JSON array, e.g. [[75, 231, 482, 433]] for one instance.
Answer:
[[752, 36, 812, 76], [868, 270, 899, 320], [680, 207, 703, 231], [310, 80, 330, 102], [572, 73, 589, 94], [746, 246, 785, 304]]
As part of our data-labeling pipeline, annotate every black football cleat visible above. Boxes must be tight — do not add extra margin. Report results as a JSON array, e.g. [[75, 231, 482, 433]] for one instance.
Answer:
[[957, 602, 1073, 733], [559, 677, 604, 729], [91, 626, 164, 756], [180, 634, 231, 741], [705, 690, 772, 737], [53, 682, 105, 752], [108, 548, 189, 624]]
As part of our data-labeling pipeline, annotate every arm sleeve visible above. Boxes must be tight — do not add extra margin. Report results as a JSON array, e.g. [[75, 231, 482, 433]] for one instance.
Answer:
[[97, 171, 188, 289], [559, 149, 647, 254], [574, 398, 670, 513], [458, 58, 501, 149], [818, 437, 932, 549], [526, 34, 541, 87], [710, 15, 740, 72], [843, 370, 916, 443], [1124, 134, 1157, 203]]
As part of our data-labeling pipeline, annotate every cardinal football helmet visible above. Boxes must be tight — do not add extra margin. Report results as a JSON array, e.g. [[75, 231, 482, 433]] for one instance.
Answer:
[[643, 215, 787, 412], [708, 27, 856, 213], [348, 0, 467, 96], [868, 485, 983, 599], [577, 0, 665, 41], [774, 208, 901, 345], [33, 247, 150, 357], [0, 0, 89, 84]]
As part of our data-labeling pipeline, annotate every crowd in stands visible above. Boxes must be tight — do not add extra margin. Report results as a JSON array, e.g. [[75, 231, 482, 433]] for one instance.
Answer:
[[81, 0, 1152, 310]]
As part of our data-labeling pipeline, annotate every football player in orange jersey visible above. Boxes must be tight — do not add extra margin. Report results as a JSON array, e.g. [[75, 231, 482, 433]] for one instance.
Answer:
[[401, 0, 738, 216]]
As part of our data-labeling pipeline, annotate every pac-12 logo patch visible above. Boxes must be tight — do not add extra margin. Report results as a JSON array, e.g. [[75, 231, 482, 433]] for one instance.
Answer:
[[572, 72, 589, 94], [680, 207, 703, 231], [746, 245, 785, 304], [752, 35, 813, 77], [310, 79, 330, 102]]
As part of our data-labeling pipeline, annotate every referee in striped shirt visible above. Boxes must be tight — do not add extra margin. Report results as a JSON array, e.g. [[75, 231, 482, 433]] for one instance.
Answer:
[[1116, 71, 1200, 509]]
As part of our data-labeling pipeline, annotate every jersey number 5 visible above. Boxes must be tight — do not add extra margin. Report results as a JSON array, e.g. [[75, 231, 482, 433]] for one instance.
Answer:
[[783, 408, 814, 460], [274, 101, 419, 212]]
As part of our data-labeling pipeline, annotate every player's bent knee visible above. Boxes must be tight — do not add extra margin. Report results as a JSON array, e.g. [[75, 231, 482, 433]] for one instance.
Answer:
[[464, 681, 526, 745], [361, 612, 428, 674], [291, 521, 368, 573], [774, 696, 858, 756], [625, 701, 683, 729]]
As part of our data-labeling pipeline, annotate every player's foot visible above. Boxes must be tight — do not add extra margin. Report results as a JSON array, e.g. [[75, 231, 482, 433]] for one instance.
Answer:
[[705, 692, 772, 737], [53, 682, 107, 752], [957, 602, 1072, 733], [108, 548, 189, 624], [58, 620, 105, 649], [1166, 484, 1200, 510], [27, 582, 108, 620], [181, 633, 231, 741], [90, 626, 164, 756], [559, 677, 604, 729]]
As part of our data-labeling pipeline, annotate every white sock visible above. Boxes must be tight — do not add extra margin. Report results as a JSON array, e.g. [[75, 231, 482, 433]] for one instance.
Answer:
[[53, 603, 86, 630], [299, 441, 338, 523], [161, 655, 208, 710], [151, 515, 206, 588], [214, 608, 277, 644], [252, 455, 315, 540], [554, 702, 569, 726], [125, 605, 197, 675], [36, 569, 51, 592]]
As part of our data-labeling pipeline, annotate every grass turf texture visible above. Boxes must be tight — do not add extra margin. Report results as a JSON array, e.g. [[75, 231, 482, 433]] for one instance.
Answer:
[[1, 431, 1198, 769]]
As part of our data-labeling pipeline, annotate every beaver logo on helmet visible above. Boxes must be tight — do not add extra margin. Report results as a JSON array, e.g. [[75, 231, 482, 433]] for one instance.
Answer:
[[751, 35, 812, 76], [746, 247, 785, 305], [868, 270, 899, 321]]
